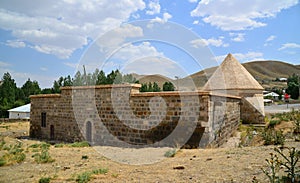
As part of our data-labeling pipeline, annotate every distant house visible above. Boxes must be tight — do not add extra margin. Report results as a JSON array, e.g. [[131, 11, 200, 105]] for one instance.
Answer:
[[264, 92, 280, 100], [279, 78, 287, 82], [8, 104, 31, 119]]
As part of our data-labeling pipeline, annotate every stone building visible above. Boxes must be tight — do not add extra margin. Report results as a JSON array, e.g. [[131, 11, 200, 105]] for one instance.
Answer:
[[203, 54, 264, 124], [29, 54, 264, 148]]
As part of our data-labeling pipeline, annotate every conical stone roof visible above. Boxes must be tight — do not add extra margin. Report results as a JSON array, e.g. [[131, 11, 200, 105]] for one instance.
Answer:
[[203, 53, 263, 91]]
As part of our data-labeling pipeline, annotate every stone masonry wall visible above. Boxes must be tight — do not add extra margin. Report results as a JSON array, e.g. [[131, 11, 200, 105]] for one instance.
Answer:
[[30, 84, 241, 148]]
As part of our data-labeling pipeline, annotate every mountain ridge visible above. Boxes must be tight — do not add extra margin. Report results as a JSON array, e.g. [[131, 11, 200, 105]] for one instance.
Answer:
[[134, 60, 300, 89]]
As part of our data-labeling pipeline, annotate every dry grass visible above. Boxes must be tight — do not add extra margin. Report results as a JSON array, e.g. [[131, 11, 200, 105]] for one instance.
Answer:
[[0, 121, 299, 183]]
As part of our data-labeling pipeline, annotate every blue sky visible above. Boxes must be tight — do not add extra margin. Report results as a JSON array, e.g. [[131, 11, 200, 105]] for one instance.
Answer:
[[0, 0, 299, 88]]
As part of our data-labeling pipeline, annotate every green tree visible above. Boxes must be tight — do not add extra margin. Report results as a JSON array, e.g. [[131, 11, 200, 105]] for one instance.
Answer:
[[163, 82, 175, 91], [123, 74, 137, 83], [140, 83, 148, 92], [106, 70, 118, 84], [41, 88, 54, 94], [0, 72, 18, 117], [21, 79, 41, 103], [153, 82, 161, 92], [114, 70, 123, 84], [63, 75, 73, 86], [73, 71, 83, 86], [286, 74, 299, 99], [148, 82, 153, 92], [96, 70, 107, 85]]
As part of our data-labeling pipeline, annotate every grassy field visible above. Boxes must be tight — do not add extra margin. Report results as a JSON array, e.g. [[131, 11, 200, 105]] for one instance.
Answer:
[[0, 114, 299, 183]]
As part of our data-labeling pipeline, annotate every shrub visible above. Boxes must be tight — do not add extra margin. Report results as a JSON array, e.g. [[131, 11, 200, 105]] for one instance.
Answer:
[[81, 155, 88, 160], [92, 168, 108, 175], [69, 141, 90, 147], [268, 120, 281, 128], [274, 147, 300, 182], [262, 129, 285, 146], [75, 168, 108, 183], [76, 172, 92, 183], [29, 143, 50, 150], [29, 143, 40, 148], [262, 152, 281, 183], [39, 177, 51, 183], [0, 157, 6, 166], [0, 138, 5, 150], [54, 143, 64, 148], [164, 148, 177, 157], [0, 141, 26, 166], [33, 149, 55, 163], [262, 147, 300, 183]]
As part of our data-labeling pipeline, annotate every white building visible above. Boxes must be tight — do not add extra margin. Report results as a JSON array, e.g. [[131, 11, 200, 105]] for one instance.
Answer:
[[8, 104, 31, 119], [264, 92, 280, 100]]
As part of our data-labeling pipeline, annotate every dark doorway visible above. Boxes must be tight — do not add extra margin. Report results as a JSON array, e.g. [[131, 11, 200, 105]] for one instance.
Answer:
[[50, 125, 54, 140], [86, 121, 92, 143]]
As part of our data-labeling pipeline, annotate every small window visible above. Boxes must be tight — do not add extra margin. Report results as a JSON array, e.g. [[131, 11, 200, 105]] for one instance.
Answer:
[[41, 112, 46, 127]]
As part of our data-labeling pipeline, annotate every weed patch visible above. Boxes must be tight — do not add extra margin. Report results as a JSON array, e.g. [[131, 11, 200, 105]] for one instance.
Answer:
[[0, 141, 26, 166], [69, 141, 90, 148], [32, 149, 55, 163], [164, 148, 177, 157], [262, 147, 300, 183], [261, 129, 285, 146], [38, 177, 51, 183], [75, 168, 109, 183]]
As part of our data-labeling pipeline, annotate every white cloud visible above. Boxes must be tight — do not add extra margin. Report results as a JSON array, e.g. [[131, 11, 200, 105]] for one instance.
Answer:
[[40, 67, 48, 71], [278, 43, 300, 50], [191, 0, 298, 31], [5, 40, 26, 48], [146, 0, 161, 15], [97, 24, 144, 55], [229, 33, 245, 42], [122, 57, 186, 78], [193, 20, 200, 25], [112, 42, 164, 62], [190, 37, 228, 48], [0, 0, 145, 59], [266, 35, 276, 42], [0, 61, 12, 68], [150, 12, 173, 24], [215, 52, 264, 62], [64, 62, 79, 69], [264, 35, 276, 46], [188, 0, 198, 3]]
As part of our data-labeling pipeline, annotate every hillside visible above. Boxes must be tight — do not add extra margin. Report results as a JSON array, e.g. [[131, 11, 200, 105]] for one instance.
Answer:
[[243, 61, 300, 81], [135, 61, 300, 90]]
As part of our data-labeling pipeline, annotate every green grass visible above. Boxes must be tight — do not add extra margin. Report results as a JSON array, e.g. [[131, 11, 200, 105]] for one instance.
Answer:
[[32, 149, 55, 163], [0, 141, 26, 166], [38, 177, 51, 183], [69, 141, 90, 147], [92, 168, 108, 175], [76, 172, 92, 183], [164, 148, 177, 157], [75, 168, 109, 183], [54, 143, 64, 148]]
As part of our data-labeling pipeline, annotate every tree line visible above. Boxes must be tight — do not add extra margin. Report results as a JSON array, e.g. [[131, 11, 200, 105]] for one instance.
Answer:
[[0, 69, 175, 117]]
